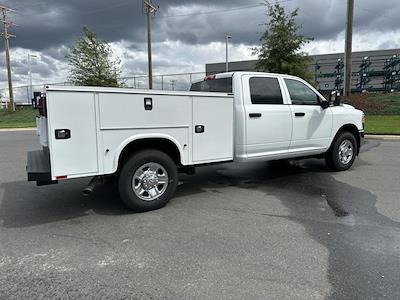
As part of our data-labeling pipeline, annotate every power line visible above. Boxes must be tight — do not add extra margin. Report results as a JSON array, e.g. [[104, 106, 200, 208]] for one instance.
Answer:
[[157, 4, 262, 19], [156, 0, 294, 19], [14, 0, 292, 20]]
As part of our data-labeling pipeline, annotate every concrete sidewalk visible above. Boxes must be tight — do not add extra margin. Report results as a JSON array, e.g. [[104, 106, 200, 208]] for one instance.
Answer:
[[0, 127, 36, 132], [365, 134, 400, 141]]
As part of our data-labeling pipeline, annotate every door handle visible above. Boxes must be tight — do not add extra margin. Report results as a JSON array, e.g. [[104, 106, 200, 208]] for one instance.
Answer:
[[249, 113, 262, 118], [295, 112, 305, 117]]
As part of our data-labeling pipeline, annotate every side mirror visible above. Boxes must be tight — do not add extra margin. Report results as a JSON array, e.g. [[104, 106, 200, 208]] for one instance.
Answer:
[[320, 100, 330, 109], [329, 90, 341, 106]]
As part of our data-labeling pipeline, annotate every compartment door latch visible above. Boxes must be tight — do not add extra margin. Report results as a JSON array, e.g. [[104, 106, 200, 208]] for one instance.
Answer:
[[195, 125, 204, 133], [144, 98, 153, 110], [55, 129, 71, 139]]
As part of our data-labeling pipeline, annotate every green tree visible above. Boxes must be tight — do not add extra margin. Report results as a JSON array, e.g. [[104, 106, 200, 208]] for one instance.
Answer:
[[67, 27, 121, 87], [253, 3, 313, 82]]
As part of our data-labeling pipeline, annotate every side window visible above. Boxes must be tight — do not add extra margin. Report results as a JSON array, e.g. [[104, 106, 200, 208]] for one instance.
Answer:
[[190, 78, 232, 93], [249, 77, 283, 105], [285, 79, 319, 105]]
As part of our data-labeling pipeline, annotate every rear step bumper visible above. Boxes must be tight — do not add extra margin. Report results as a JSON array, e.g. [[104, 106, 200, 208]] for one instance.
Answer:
[[27, 149, 57, 186]]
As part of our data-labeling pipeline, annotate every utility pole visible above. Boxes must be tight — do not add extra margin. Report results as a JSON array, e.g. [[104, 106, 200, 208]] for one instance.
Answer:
[[1, 5, 16, 111], [28, 54, 37, 103], [143, 0, 158, 89], [225, 34, 232, 72], [343, 0, 354, 97]]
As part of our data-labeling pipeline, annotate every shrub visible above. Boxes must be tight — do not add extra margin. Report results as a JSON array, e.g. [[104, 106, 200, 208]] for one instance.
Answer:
[[342, 93, 385, 115]]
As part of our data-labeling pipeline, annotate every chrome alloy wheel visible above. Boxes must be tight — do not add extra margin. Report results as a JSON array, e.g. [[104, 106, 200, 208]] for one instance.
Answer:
[[132, 162, 169, 201], [338, 139, 354, 165]]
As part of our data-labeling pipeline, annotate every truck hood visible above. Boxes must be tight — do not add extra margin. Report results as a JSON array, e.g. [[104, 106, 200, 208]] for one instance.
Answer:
[[342, 104, 355, 109]]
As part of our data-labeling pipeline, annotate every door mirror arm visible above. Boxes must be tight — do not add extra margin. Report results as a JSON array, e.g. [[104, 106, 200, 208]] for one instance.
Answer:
[[320, 100, 330, 109]]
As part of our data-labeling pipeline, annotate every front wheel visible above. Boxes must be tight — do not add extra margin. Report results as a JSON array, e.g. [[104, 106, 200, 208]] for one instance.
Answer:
[[325, 132, 357, 171], [118, 150, 178, 212]]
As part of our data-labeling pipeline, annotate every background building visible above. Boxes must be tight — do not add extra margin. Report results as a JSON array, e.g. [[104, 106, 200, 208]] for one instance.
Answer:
[[206, 48, 400, 92]]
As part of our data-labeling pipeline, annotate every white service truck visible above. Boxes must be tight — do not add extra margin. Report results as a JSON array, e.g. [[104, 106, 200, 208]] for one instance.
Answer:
[[27, 72, 365, 212]]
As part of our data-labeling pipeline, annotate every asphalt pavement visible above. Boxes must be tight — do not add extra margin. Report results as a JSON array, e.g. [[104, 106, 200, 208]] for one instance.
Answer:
[[0, 131, 399, 299]]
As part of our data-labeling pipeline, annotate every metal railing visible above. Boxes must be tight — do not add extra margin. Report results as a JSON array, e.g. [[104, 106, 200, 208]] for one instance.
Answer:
[[0, 71, 207, 106]]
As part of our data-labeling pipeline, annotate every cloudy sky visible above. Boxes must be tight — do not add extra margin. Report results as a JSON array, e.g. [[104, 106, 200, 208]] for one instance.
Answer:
[[1, 0, 399, 91]]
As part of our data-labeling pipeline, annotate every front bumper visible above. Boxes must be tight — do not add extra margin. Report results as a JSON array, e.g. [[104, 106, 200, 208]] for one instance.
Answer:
[[358, 130, 365, 154]]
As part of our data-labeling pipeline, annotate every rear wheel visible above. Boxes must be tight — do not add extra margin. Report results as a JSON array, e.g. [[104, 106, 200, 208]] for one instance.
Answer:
[[118, 150, 178, 212], [325, 131, 357, 171]]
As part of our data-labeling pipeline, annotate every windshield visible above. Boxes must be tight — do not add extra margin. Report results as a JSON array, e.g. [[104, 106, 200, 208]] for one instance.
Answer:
[[190, 77, 232, 93]]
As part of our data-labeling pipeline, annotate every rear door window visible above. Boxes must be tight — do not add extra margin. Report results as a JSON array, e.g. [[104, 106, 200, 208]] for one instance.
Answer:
[[249, 77, 283, 104]]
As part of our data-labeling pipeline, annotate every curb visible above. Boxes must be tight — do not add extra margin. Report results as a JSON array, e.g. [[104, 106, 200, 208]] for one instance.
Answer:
[[0, 127, 36, 132], [365, 134, 400, 141]]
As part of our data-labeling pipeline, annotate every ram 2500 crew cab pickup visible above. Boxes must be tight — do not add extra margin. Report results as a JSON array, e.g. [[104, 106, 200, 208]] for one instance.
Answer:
[[27, 72, 364, 212]]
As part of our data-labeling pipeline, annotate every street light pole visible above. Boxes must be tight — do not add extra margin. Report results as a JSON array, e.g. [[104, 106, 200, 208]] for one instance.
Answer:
[[27, 54, 37, 103], [225, 34, 232, 72]]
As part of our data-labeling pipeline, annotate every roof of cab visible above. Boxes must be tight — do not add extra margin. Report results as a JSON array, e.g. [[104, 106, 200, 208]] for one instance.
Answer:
[[191, 71, 293, 84], [217, 71, 290, 78]]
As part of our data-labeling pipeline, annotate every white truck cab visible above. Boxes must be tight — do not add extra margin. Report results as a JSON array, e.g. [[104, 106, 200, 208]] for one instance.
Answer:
[[27, 72, 364, 212]]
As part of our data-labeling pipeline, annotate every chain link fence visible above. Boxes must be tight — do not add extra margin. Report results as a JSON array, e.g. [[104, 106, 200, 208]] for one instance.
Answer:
[[0, 71, 207, 108], [121, 72, 206, 91]]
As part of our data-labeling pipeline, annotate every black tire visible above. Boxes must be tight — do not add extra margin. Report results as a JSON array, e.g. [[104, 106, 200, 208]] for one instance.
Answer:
[[325, 131, 357, 171], [118, 149, 178, 212]]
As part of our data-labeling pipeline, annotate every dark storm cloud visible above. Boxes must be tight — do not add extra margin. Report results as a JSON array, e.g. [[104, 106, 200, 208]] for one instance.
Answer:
[[4, 0, 146, 50], [3, 0, 400, 52], [6, 0, 255, 51], [290, 0, 400, 40], [2, 0, 400, 89]]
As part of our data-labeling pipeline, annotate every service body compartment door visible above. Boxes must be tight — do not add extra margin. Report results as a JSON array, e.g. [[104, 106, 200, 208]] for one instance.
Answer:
[[192, 96, 233, 163], [47, 91, 98, 178]]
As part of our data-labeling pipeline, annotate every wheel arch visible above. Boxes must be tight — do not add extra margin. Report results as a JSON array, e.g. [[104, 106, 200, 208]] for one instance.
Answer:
[[114, 134, 184, 173], [330, 124, 361, 155]]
